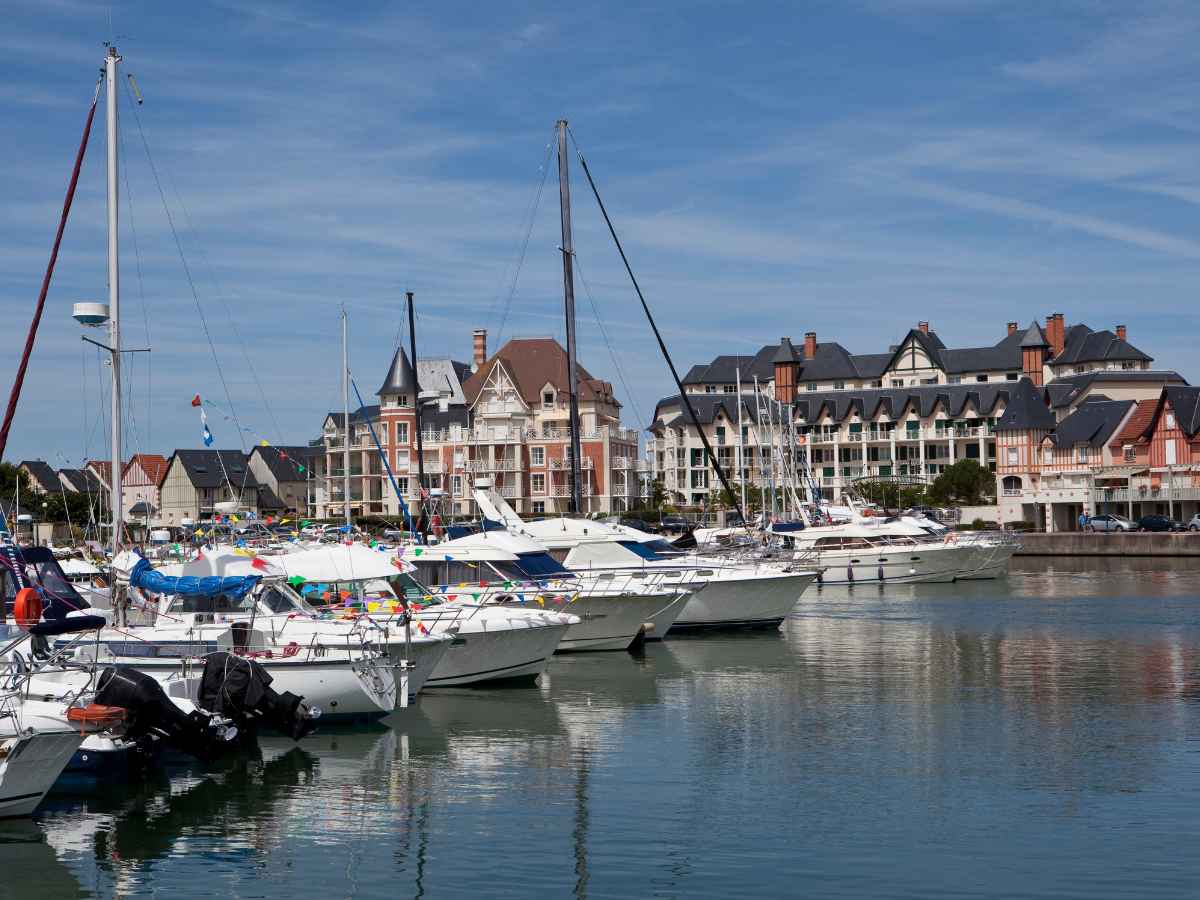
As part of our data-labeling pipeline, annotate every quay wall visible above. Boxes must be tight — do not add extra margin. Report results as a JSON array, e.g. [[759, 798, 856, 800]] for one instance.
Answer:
[[1014, 533, 1200, 557]]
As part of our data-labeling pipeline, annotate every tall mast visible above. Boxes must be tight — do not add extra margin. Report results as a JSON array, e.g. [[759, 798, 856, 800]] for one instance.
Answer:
[[556, 119, 583, 515], [407, 291, 427, 542], [342, 309, 351, 532], [736, 365, 747, 519], [106, 45, 123, 558]]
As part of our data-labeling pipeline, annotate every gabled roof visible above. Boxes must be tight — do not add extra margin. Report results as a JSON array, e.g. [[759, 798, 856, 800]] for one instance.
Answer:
[[1053, 325, 1152, 366], [1047, 399, 1135, 448], [123, 453, 169, 486], [417, 358, 469, 406], [995, 378, 1057, 430], [18, 460, 60, 492], [86, 460, 112, 487], [1019, 321, 1049, 348], [251, 445, 321, 484], [58, 467, 106, 494], [1108, 399, 1157, 449], [462, 338, 617, 408], [169, 450, 257, 490], [1162, 385, 1200, 438], [377, 347, 418, 396]]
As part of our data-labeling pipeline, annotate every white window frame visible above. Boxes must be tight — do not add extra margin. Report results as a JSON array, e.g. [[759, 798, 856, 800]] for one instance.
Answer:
[[531, 473, 546, 495], [531, 446, 545, 467]]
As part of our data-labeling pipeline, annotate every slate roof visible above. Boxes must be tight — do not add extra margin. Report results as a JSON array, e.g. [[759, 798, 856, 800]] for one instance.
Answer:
[[86, 460, 112, 487], [170, 450, 258, 490], [326, 405, 380, 428], [1162, 385, 1200, 438], [377, 348, 419, 396], [771, 338, 801, 365], [648, 394, 760, 431], [1054, 325, 1152, 366], [18, 460, 59, 493], [1019, 321, 1049, 348], [462, 338, 617, 408], [995, 378, 1057, 431], [251, 445, 321, 484], [1046, 399, 1135, 448], [681, 346, 776, 386], [58, 468, 106, 493], [417, 358, 469, 405], [1044, 371, 1188, 409], [256, 485, 286, 511]]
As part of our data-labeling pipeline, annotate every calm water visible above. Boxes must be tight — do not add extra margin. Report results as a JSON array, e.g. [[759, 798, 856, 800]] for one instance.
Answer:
[[4, 558, 1200, 899]]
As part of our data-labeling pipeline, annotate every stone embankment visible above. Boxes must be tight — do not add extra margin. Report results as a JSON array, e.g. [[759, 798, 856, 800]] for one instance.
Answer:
[[1014, 533, 1200, 557]]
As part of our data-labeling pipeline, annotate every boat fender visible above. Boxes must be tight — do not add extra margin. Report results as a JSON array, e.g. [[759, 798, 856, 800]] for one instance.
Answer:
[[846, 565, 854, 583], [13, 588, 42, 628], [877, 564, 885, 582]]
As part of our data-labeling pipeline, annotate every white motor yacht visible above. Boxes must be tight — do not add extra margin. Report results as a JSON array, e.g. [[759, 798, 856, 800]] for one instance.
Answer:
[[402, 530, 688, 651], [895, 515, 1018, 579], [256, 543, 577, 687], [473, 487, 813, 632]]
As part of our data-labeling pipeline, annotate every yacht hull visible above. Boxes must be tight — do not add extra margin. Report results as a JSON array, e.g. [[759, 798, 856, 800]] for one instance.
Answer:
[[673, 572, 815, 630], [0, 730, 84, 818], [553, 592, 682, 652], [641, 592, 690, 641], [955, 542, 1016, 580], [423, 620, 570, 687], [377, 636, 452, 703], [807, 545, 967, 585]]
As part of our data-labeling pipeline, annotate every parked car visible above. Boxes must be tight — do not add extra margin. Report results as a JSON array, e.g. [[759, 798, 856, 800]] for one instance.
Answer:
[[1136, 514, 1184, 532], [1085, 514, 1134, 532], [659, 516, 690, 533], [1188, 514, 1200, 532]]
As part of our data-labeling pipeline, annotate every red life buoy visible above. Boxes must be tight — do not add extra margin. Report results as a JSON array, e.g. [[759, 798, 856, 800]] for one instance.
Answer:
[[67, 704, 128, 733], [13, 588, 42, 628]]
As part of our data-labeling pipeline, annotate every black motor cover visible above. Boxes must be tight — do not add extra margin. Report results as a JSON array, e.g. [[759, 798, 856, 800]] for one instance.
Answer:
[[198, 652, 318, 741], [94, 666, 233, 760]]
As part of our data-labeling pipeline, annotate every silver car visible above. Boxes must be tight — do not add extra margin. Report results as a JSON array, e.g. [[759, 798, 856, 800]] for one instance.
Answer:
[[1085, 514, 1134, 532], [1188, 514, 1200, 532]]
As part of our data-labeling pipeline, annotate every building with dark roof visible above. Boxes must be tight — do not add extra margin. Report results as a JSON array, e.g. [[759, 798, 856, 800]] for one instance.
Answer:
[[248, 444, 322, 515], [17, 460, 60, 494], [158, 450, 262, 524]]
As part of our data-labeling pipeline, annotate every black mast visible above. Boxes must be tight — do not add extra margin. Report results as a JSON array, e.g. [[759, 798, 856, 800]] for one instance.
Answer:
[[407, 290, 427, 542], [556, 119, 584, 515]]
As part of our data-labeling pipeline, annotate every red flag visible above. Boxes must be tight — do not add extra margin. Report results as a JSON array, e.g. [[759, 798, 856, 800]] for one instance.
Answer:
[[251, 557, 270, 572], [266, 516, 274, 525], [191, 394, 202, 407]]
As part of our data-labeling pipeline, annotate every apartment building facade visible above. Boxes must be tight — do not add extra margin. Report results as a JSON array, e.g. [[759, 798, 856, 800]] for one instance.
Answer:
[[647, 315, 1184, 524], [316, 331, 641, 521]]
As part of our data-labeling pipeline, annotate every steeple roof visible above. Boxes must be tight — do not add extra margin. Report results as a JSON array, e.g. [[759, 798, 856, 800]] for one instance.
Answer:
[[1019, 321, 1050, 348], [377, 347, 418, 396]]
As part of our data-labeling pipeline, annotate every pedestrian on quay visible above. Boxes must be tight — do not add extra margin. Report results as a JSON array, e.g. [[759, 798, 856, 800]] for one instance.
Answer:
[[1078, 511, 1088, 531]]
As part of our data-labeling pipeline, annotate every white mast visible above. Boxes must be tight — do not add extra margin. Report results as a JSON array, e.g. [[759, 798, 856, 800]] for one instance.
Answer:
[[735, 365, 746, 519], [106, 45, 123, 558], [342, 309, 351, 531]]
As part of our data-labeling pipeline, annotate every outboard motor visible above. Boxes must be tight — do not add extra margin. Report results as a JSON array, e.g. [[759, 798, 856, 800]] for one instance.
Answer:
[[198, 652, 320, 741], [95, 666, 238, 760]]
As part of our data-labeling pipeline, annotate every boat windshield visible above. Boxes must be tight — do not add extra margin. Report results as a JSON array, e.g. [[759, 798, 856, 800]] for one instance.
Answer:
[[641, 539, 683, 557], [617, 540, 668, 561], [167, 592, 256, 615], [28, 557, 91, 615], [258, 584, 321, 615], [510, 552, 572, 578]]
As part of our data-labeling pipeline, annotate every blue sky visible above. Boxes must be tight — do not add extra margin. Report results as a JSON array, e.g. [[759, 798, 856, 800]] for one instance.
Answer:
[[4, 1, 1200, 466]]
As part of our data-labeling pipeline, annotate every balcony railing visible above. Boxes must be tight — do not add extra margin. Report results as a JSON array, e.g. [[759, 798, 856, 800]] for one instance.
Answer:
[[549, 457, 595, 470], [551, 482, 595, 497], [498, 484, 522, 499], [468, 458, 522, 472], [611, 457, 634, 469]]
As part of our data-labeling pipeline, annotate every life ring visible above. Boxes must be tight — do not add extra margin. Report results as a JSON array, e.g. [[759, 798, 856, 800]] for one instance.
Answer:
[[67, 704, 128, 733], [13, 588, 42, 628]]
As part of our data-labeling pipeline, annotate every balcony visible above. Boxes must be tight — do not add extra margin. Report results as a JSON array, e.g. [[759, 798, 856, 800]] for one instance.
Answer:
[[498, 484, 522, 499], [611, 456, 634, 469], [551, 481, 595, 497], [549, 457, 595, 470], [468, 458, 522, 472]]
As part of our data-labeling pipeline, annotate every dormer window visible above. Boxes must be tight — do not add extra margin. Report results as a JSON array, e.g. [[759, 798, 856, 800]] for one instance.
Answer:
[[398, 394, 411, 408], [542, 390, 555, 409]]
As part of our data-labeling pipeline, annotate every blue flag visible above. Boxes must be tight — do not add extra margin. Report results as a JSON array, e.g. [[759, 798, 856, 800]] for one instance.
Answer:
[[202, 424, 213, 447]]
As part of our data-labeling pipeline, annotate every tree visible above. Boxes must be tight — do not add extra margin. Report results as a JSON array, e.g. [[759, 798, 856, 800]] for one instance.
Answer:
[[926, 460, 995, 506], [856, 480, 927, 511], [40, 490, 97, 525], [0, 463, 28, 499]]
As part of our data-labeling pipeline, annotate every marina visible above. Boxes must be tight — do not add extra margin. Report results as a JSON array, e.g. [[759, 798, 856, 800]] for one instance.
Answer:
[[5, 4, 1200, 898], [0, 558, 1195, 899]]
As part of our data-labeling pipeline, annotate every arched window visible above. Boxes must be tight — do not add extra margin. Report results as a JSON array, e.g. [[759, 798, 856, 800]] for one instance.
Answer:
[[1002, 475, 1022, 494]]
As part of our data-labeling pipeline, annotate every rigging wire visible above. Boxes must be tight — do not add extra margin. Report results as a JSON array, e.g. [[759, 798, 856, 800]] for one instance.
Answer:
[[118, 84, 153, 452], [490, 131, 555, 346], [121, 80, 248, 474]]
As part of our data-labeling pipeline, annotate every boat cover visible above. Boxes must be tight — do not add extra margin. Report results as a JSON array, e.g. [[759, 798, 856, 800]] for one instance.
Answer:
[[128, 555, 260, 601]]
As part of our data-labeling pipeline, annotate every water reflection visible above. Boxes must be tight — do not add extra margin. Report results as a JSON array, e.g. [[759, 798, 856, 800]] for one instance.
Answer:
[[15, 562, 1200, 898]]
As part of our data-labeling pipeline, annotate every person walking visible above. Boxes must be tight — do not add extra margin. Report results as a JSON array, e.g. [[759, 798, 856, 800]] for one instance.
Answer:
[[1078, 510, 1088, 532]]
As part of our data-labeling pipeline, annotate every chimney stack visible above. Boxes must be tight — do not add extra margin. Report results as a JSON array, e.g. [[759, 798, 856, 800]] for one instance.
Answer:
[[472, 329, 487, 371], [1116, 324, 1127, 341], [804, 331, 817, 360], [1007, 321, 1018, 335], [1045, 313, 1065, 357], [918, 321, 929, 334]]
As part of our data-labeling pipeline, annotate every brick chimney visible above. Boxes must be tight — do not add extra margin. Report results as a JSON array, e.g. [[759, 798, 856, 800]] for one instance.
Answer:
[[1007, 321, 1018, 335], [804, 331, 817, 360], [918, 321, 929, 334], [1045, 313, 1065, 358], [1116, 324, 1127, 341], [472, 329, 487, 371]]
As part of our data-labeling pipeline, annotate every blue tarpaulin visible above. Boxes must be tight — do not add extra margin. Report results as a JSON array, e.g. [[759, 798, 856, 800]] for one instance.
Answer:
[[129, 556, 260, 600]]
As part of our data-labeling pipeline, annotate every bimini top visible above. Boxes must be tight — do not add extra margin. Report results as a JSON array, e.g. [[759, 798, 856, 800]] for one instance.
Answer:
[[411, 530, 546, 562]]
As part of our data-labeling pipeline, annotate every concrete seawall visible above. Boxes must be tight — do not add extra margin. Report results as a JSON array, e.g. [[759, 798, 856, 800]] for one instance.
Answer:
[[1014, 532, 1200, 557]]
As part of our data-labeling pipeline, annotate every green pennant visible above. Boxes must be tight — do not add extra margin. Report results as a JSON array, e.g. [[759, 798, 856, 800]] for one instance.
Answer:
[[414, 547, 423, 556], [297, 465, 306, 473], [288, 575, 306, 587]]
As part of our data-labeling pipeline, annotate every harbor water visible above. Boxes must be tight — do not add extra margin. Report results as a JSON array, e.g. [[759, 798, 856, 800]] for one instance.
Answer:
[[5, 558, 1199, 899]]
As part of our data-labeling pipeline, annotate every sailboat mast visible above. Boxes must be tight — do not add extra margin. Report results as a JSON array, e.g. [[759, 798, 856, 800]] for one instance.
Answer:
[[736, 365, 747, 519], [556, 119, 584, 515], [342, 310, 351, 532], [407, 291, 427, 541], [106, 45, 123, 558]]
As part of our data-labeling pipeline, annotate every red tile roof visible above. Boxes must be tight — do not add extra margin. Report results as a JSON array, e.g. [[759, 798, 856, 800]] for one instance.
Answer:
[[1108, 399, 1156, 448], [462, 338, 617, 409], [124, 453, 170, 486]]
